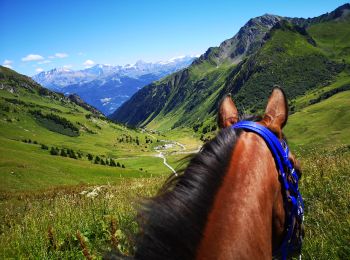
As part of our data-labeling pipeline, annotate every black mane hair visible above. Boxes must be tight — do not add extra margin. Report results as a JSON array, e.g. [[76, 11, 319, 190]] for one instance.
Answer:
[[135, 115, 261, 260]]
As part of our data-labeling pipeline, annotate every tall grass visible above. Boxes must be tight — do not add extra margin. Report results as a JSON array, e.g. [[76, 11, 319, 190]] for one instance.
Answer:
[[298, 146, 350, 259], [0, 178, 164, 259], [0, 146, 349, 259]]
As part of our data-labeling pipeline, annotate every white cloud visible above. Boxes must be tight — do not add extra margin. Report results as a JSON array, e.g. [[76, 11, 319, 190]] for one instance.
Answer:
[[35, 67, 44, 73], [100, 97, 112, 104], [55, 53, 68, 58], [38, 60, 52, 64], [83, 59, 95, 68], [48, 53, 68, 59], [22, 54, 44, 62], [2, 59, 13, 68]]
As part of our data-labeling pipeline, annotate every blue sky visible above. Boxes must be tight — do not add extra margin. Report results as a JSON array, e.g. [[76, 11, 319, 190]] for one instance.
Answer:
[[0, 0, 348, 76]]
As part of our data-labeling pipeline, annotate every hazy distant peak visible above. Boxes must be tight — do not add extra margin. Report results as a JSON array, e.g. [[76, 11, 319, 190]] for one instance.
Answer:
[[31, 55, 196, 115]]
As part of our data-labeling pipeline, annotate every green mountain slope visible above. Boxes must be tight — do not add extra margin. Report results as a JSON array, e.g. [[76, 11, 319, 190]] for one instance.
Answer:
[[221, 20, 344, 112], [285, 90, 350, 148], [111, 4, 350, 134], [0, 66, 176, 194]]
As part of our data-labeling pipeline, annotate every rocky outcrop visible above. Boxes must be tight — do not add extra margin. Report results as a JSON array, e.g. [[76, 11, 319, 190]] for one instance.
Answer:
[[194, 14, 282, 65], [68, 94, 102, 116]]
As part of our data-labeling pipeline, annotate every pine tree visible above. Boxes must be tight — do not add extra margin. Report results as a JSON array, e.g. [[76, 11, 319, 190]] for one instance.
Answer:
[[117, 162, 121, 167], [110, 158, 116, 167], [100, 159, 105, 165], [69, 150, 77, 159], [87, 154, 93, 161], [50, 147, 58, 155], [60, 149, 67, 157]]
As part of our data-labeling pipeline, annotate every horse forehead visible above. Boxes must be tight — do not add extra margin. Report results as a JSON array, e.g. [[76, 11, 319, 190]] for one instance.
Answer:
[[234, 131, 272, 156], [231, 131, 277, 173]]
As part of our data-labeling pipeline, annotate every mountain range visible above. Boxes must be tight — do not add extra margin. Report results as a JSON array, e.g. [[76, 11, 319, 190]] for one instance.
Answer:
[[32, 56, 196, 115], [110, 3, 350, 136]]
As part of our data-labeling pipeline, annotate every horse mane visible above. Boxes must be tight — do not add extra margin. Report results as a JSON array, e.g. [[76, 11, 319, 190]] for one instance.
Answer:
[[135, 115, 261, 260]]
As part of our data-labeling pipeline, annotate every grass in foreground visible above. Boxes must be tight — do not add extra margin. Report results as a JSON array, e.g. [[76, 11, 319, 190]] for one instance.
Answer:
[[0, 178, 165, 259], [0, 146, 349, 259], [297, 146, 350, 259]]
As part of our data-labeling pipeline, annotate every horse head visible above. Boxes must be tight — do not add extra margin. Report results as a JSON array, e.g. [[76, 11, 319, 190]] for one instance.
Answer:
[[134, 87, 304, 260]]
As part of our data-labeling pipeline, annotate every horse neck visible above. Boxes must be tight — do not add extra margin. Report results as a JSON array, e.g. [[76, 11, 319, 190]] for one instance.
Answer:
[[196, 132, 285, 260]]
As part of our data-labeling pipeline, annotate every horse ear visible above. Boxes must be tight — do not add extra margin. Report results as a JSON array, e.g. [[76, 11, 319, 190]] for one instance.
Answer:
[[218, 94, 239, 128], [261, 87, 288, 137]]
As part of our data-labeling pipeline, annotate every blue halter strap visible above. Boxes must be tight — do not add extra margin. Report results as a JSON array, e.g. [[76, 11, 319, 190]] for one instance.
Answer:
[[232, 121, 304, 260]]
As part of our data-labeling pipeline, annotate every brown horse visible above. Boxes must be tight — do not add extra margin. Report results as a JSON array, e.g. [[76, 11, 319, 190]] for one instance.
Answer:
[[134, 88, 303, 259]]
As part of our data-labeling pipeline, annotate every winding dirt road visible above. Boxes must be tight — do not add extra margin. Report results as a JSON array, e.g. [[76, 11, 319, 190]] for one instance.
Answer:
[[155, 151, 177, 176], [146, 132, 202, 176]]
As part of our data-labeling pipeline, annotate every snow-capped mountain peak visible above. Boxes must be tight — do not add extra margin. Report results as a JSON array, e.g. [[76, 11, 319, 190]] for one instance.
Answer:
[[32, 55, 197, 115]]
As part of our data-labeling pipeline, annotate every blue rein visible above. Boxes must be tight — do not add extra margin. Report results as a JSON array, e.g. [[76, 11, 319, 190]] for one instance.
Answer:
[[232, 121, 304, 260]]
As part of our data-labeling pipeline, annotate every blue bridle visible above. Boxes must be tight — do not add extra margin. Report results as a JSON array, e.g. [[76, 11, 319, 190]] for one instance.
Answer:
[[232, 121, 304, 260]]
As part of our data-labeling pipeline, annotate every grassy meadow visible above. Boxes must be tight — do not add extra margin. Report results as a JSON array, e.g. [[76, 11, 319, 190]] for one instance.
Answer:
[[0, 66, 201, 258]]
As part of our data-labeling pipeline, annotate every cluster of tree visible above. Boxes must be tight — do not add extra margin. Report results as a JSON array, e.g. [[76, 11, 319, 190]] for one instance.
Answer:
[[22, 139, 38, 144], [27, 139, 126, 168], [49, 147, 82, 159], [22, 139, 53, 152], [116, 134, 159, 147], [117, 134, 141, 145], [145, 136, 153, 144], [87, 154, 125, 168], [309, 84, 350, 105], [30, 110, 79, 133]]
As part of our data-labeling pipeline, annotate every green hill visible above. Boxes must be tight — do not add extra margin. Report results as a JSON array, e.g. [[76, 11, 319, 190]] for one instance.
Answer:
[[285, 90, 350, 148], [0, 66, 185, 194]]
